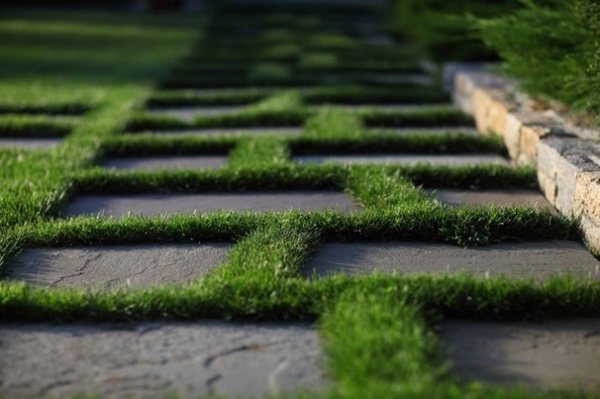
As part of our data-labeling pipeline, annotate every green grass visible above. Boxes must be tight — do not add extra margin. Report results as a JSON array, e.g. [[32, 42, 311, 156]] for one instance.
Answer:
[[126, 106, 472, 133], [0, 114, 77, 137], [1, 5, 598, 399], [147, 86, 449, 108]]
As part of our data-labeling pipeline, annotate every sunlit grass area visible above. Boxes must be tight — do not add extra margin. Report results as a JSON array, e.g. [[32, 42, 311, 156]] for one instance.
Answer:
[[0, 4, 598, 399]]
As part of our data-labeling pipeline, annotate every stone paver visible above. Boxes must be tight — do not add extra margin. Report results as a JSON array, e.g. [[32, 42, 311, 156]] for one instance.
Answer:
[[10, 244, 232, 290], [440, 319, 600, 393], [295, 154, 509, 166], [375, 127, 479, 136], [149, 106, 248, 121], [0, 321, 325, 399], [428, 189, 555, 210], [64, 192, 360, 218], [152, 127, 301, 137], [306, 241, 600, 280], [0, 138, 62, 149], [368, 73, 432, 85], [102, 156, 227, 170], [312, 104, 440, 112]]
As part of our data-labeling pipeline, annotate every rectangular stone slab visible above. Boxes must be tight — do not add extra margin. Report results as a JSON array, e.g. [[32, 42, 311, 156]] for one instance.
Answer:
[[0, 322, 325, 399], [153, 127, 301, 137], [64, 192, 360, 218], [295, 154, 508, 166], [368, 73, 432, 85], [439, 319, 600, 393], [428, 189, 555, 210], [374, 127, 478, 136], [306, 241, 600, 280], [10, 243, 232, 290], [149, 105, 248, 121], [311, 104, 437, 112], [102, 156, 228, 170], [0, 138, 62, 149]]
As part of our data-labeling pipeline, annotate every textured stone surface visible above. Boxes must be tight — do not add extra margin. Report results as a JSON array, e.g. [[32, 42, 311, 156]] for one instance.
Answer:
[[149, 106, 247, 121], [428, 189, 554, 210], [0, 322, 325, 399], [64, 192, 360, 217], [295, 154, 508, 166], [537, 137, 600, 215], [367, 73, 432, 86], [306, 241, 600, 280], [153, 127, 302, 137], [440, 319, 600, 393], [0, 138, 62, 149], [575, 171, 600, 226], [102, 156, 227, 170], [314, 104, 439, 112], [10, 244, 232, 290], [372, 127, 478, 136]]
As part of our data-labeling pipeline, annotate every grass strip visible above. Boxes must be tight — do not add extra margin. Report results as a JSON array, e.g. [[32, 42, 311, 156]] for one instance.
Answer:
[[71, 164, 348, 195], [0, 274, 598, 323], [304, 86, 448, 105], [126, 109, 308, 132], [363, 107, 474, 127], [17, 206, 574, 248], [322, 290, 443, 397], [147, 89, 270, 107], [291, 133, 505, 155], [102, 134, 236, 157], [227, 137, 290, 167], [302, 108, 365, 139], [210, 225, 320, 281], [0, 114, 76, 138], [0, 103, 92, 116]]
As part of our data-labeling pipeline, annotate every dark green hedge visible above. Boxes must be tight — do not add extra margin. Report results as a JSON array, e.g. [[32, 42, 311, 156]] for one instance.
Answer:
[[478, 0, 600, 120], [392, 0, 522, 62]]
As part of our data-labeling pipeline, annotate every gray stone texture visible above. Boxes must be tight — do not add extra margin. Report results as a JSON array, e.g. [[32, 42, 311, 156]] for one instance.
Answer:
[[295, 154, 508, 166], [64, 192, 360, 218], [375, 127, 478, 136], [306, 241, 600, 280], [537, 137, 600, 216], [149, 106, 248, 121], [102, 156, 227, 170], [440, 319, 600, 393], [10, 244, 232, 290], [314, 104, 439, 112], [0, 138, 62, 149], [154, 127, 301, 137], [367, 73, 432, 86], [428, 189, 554, 210], [0, 322, 325, 399]]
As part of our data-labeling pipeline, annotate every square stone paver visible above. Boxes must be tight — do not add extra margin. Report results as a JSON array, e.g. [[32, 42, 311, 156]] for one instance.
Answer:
[[306, 241, 600, 280], [102, 156, 228, 170], [428, 189, 555, 210], [440, 319, 600, 393], [153, 127, 302, 137], [295, 154, 509, 166], [10, 243, 232, 290], [0, 138, 62, 149], [149, 106, 248, 121], [0, 321, 326, 399], [64, 192, 360, 218]]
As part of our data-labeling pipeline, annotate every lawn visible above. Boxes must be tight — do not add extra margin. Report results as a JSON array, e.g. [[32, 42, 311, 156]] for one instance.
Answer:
[[0, 4, 598, 399]]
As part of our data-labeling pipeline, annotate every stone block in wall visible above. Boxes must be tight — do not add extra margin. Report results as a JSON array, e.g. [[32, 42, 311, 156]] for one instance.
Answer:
[[575, 170, 600, 226], [537, 137, 600, 216]]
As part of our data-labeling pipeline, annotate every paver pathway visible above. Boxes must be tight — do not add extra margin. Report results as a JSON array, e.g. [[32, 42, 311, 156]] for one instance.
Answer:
[[4, 1, 600, 398]]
